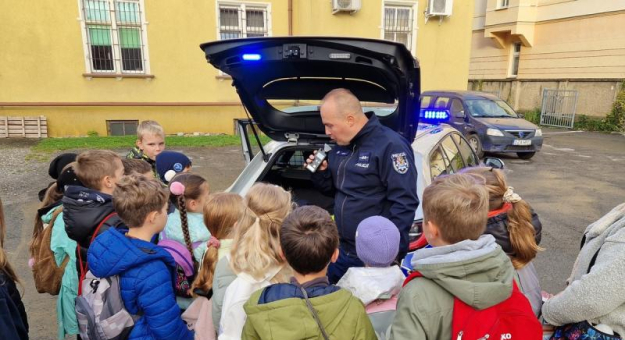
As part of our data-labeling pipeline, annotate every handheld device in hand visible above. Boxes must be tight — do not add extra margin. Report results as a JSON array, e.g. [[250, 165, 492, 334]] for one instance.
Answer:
[[306, 144, 332, 173]]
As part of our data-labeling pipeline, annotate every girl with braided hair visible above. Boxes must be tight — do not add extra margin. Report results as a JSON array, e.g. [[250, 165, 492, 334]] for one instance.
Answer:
[[461, 166, 543, 316], [159, 173, 210, 309]]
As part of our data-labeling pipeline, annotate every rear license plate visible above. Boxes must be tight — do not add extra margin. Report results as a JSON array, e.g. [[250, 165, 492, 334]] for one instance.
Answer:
[[513, 139, 532, 146]]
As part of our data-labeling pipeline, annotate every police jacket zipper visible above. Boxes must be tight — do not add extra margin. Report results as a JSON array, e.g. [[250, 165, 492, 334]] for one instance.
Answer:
[[337, 145, 357, 236]]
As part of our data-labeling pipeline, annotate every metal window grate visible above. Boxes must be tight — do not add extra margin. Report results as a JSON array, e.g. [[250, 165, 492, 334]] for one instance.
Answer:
[[83, 0, 147, 74], [107, 120, 138, 136], [383, 6, 413, 51], [218, 6, 269, 40]]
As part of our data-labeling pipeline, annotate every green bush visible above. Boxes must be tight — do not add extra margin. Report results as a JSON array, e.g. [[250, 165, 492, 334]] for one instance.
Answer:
[[87, 130, 99, 137], [605, 81, 625, 132], [519, 108, 541, 125]]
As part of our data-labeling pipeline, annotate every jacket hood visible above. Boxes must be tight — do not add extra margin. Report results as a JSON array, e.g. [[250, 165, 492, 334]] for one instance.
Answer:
[[244, 288, 359, 338], [337, 266, 404, 305], [411, 235, 514, 309], [87, 227, 176, 278], [62, 185, 115, 246]]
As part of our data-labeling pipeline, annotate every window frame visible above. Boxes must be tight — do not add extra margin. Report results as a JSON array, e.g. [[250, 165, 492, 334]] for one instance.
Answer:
[[77, 0, 151, 77], [509, 42, 521, 78], [497, 0, 510, 9], [215, 1, 272, 77], [106, 119, 139, 136], [380, 1, 418, 55], [450, 99, 465, 118]]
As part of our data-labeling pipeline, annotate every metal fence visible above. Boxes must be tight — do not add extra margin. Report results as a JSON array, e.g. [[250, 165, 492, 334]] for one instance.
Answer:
[[540, 89, 579, 128]]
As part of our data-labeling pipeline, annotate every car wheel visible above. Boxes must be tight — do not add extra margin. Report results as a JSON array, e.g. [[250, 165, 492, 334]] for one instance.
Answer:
[[468, 134, 484, 158], [517, 152, 536, 160]]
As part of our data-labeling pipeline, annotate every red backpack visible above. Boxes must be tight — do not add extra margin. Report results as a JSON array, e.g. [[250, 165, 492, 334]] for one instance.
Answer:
[[404, 271, 542, 340]]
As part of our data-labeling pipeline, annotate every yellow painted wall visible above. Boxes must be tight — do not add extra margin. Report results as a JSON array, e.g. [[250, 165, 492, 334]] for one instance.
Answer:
[[0, 0, 474, 137]]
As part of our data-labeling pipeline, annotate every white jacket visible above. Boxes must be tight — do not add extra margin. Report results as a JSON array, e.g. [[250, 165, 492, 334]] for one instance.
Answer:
[[542, 203, 625, 336], [218, 265, 284, 340]]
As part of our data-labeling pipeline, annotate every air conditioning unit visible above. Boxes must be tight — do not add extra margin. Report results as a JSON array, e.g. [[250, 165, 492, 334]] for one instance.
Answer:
[[332, 0, 361, 14], [426, 0, 453, 17]]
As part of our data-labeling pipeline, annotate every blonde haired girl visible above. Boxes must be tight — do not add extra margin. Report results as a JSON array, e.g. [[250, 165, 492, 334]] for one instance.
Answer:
[[461, 167, 543, 315], [218, 183, 293, 340]]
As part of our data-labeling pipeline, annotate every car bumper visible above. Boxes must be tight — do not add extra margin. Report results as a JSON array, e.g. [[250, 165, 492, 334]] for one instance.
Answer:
[[482, 136, 543, 153]]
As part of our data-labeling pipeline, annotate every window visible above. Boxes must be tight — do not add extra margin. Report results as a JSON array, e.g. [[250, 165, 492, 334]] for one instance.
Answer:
[[218, 3, 270, 40], [434, 97, 450, 109], [420, 96, 433, 109], [451, 133, 479, 167], [510, 43, 521, 77], [429, 146, 451, 179], [80, 0, 149, 75], [450, 99, 465, 118], [440, 135, 464, 174], [383, 3, 416, 52], [498, 0, 510, 9], [107, 120, 138, 136]]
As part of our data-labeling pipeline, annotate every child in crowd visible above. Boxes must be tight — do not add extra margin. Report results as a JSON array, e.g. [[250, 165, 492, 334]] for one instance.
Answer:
[[161, 173, 210, 309], [183, 193, 245, 340], [127, 120, 166, 176], [338, 216, 405, 340], [122, 158, 154, 177], [461, 167, 543, 315], [0, 198, 29, 340], [390, 173, 519, 340], [218, 183, 293, 340], [37, 153, 77, 202], [156, 151, 192, 184], [242, 206, 376, 340], [88, 175, 193, 340]]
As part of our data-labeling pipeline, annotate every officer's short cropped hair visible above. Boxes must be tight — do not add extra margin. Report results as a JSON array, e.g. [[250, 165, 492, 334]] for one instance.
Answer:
[[74, 150, 122, 191], [113, 174, 168, 228], [280, 206, 339, 275], [137, 120, 165, 140], [423, 173, 489, 244]]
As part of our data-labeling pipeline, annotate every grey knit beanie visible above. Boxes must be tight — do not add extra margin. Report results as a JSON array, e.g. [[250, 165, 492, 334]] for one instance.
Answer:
[[356, 216, 400, 267]]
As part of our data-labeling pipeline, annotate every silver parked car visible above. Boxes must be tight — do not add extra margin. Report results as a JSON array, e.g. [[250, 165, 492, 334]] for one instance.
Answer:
[[200, 37, 502, 251]]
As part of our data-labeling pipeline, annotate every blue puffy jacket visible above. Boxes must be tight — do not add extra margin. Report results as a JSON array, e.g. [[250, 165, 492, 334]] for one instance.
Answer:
[[88, 228, 193, 340], [312, 114, 419, 258]]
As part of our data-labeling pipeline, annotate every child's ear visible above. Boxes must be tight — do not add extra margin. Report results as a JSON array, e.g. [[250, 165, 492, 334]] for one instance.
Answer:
[[136, 139, 143, 150], [146, 210, 158, 225], [330, 248, 339, 263], [278, 248, 287, 261]]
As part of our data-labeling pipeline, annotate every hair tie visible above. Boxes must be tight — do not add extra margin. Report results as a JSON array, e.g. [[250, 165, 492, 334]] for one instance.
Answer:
[[207, 236, 221, 249], [503, 186, 522, 203], [170, 181, 186, 196]]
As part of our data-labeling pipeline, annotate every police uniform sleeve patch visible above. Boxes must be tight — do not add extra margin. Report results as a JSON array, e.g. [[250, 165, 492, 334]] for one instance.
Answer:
[[391, 152, 409, 174]]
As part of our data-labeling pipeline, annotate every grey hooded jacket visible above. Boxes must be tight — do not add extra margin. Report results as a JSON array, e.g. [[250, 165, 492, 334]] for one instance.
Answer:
[[542, 203, 625, 336]]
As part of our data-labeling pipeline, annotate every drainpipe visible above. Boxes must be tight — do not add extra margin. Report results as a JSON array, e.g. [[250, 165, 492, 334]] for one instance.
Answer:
[[288, 0, 293, 36]]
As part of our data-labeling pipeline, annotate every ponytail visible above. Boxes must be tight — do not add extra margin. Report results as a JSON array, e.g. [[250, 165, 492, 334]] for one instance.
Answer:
[[507, 200, 543, 269]]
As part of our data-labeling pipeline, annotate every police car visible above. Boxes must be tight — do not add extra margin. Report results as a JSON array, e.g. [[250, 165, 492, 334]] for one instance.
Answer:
[[200, 37, 503, 250]]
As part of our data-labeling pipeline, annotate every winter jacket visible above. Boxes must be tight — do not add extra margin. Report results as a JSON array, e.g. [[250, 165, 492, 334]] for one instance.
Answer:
[[486, 207, 543, 316], [389, 235, 516, 340], [219, 265, 285, 340], [242, 278, 376, 340], [485, 207, 542, 256], [48, 207, 80, 339], [212, 254, 236, 332], [127, 146, 157, 176], [88, 228, 194, 340], [164, 210, 210, 264], [542, 203, 625, 336], [0, 271, 28, 340], [63, 185, 125, 271], [311, 114, 419, 258], [337, 266, 404, 340]]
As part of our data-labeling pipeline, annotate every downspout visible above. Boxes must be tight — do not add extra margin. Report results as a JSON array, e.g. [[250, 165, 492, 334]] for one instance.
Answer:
[[288, 0, 293, 36]]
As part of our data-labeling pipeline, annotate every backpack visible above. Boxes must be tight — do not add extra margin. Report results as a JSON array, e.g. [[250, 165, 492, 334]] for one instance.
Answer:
[[404, 271, 542, 340], [157, 232, 202, 298], [75, 212, 137, 340], [31, 207, 69, 295]]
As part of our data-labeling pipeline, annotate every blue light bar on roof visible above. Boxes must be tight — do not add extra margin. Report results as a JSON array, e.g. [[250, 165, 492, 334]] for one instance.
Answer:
[[422, 110, 449, 120], [242, 54, 261, 61]]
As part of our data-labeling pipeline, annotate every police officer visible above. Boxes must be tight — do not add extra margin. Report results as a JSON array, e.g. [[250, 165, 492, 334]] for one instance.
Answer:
[[307, 88, 419, 283]]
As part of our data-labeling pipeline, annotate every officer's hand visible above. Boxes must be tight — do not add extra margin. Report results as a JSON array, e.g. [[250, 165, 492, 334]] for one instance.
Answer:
[[306, 151, 328, 172]]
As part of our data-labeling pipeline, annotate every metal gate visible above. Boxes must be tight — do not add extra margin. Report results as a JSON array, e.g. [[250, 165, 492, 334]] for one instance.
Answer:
[[540, 89, 579, 128]]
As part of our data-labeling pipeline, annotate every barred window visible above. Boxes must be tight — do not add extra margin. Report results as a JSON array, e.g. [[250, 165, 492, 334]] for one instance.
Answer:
[[218, 3, 270, 40], [383, 4, 416, 52], [80, 0, 149, 75]]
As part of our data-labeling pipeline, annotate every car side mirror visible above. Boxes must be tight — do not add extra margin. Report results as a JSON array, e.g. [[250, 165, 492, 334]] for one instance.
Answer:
[[483, 157, 505, 169]]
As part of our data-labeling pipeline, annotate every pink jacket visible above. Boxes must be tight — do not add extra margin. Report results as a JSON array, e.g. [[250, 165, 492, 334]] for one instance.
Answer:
[[182, 297, 216, 340]]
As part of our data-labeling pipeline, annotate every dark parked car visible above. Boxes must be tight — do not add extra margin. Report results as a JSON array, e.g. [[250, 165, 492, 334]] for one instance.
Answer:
[[420, 91, 543, 159]]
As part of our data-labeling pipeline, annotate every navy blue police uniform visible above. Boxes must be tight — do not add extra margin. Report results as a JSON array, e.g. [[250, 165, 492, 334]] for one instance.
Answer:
[[312, 114, 419, 283]]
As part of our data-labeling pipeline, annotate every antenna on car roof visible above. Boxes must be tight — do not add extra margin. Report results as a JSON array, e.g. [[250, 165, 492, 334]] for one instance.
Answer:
[[242, 104, 270, 162]]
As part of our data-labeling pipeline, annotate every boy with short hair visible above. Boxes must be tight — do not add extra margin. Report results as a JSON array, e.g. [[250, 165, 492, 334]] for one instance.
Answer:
[[122, 158, 153, 177], [242, 206, 376, 340], [88, 174, 193, 340], [127, 120, 166, 175], [390, 173, 519, 340]]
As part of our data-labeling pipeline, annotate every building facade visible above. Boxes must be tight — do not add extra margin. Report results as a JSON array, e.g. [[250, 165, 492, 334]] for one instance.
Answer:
[[469, 0, 625, 116], [1, 0, 474, 137]]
